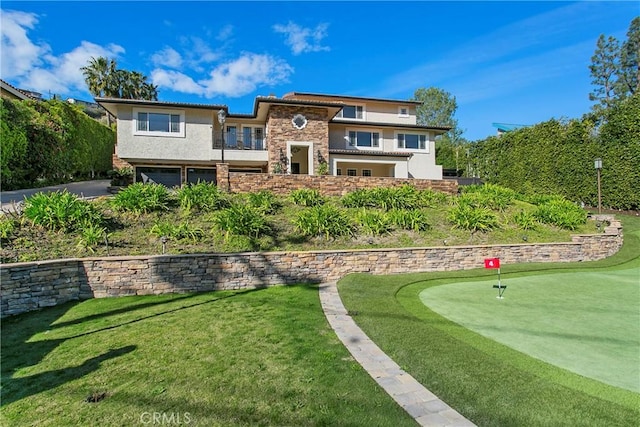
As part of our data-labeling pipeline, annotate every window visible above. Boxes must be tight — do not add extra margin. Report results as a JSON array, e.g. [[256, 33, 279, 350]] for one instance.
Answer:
[[226, 126, 237, 148], [337, 105, 364, 119], [397, 133, 427, 150], [134, 109, 184, 137], [336, 168, 342, 176], [398, 107, 409, 117], [362, 169, 372, 177], [348, 130, 380, 148], [347, 169, 357, 176]]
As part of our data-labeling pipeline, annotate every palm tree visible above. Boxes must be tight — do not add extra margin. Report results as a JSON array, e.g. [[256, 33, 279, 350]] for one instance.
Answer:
[[81, 56, 118, 98]]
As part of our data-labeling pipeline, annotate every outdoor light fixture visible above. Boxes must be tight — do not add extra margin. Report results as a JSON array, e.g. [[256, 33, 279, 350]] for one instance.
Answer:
[[161, 235, 168, 254], [217, 109, 227, 163], [594, 158, 602, 214]]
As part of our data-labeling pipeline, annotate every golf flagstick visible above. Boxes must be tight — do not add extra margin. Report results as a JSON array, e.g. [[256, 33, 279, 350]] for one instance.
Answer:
[[485, 258, 506, 299]]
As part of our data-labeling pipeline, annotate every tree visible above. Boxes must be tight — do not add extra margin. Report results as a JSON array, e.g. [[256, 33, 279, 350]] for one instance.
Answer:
[[81, 57, 158, 101], [589, 17, 640, 112], [81, 57, 119, 98], [589, 35, 620, 111], [617, 17, 640, 97], [411, 87, 468, 173]]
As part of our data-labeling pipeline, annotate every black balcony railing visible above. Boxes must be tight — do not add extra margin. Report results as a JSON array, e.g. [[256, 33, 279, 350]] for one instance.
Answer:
[[213, 132, 266, 151]]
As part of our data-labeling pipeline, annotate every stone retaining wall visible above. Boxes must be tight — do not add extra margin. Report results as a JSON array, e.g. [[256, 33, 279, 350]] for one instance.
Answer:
[[228, 173, 458, 196], [0, 218, 622, 318]]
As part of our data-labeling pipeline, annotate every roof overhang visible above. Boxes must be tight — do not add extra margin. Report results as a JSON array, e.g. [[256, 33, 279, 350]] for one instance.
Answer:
[[95, 97, 227, 117], [329, 149, 412, 158], [283, 92, 423, 106]]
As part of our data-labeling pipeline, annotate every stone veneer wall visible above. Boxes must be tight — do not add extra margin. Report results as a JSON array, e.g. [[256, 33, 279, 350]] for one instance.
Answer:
[[228, 173, 458, 196], [1, 219, 622, 318], [266, 106, 330, 173]]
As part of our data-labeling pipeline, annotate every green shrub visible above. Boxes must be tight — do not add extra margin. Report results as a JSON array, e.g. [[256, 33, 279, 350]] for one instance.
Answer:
[[341, 189, 377, 208], [77, 223, 108, 253], [247, 190, 280, 214], [418, 189, 448, 207], [290, 188, 325, 207], [150, 221, 204, 242], [388, 209, 431, 232], [355, 209, 394, 236], [341, 186, 422, 211], [459, 184, 515, 211], [448, 204, 499, 233], [177, 182, 228, 212], [213, 205, 270, 238], [513, 211, 539, 230], [533, 199, 587, 230], [111, 183, 172, 214], [22, 190, 104, 232], [294, 205, 354, 239], [0, 217, 16, 241]]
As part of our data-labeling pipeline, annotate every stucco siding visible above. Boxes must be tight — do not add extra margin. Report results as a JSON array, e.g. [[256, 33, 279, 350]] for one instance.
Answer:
[[116, 106, 214, 162]]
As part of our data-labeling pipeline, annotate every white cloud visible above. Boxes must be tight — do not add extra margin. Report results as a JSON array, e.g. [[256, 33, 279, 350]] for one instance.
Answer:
[[152, 52, 293, 98], [273, 21, 330, 55], [216, 24, 234, 42], [150, 69, 202, 94], [1, 10, 49, 78], [151, 47, 183, 69], [1, 9, 124, 97], [21, 41, 125, 96]]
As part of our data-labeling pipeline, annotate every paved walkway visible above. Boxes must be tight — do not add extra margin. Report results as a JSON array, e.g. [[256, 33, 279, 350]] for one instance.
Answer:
[[1, 180, 111, 212], [319, 282, 475, 427]]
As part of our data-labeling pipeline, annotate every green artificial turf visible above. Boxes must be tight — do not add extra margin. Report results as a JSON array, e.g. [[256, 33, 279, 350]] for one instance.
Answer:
[[1, 285, 414, 427], [338, 214, 640, 426], [419, 267, 640, 392]]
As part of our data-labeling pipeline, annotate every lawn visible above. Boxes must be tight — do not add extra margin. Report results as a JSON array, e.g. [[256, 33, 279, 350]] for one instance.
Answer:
[[419, 268, 639, 392], [338, 214, 640, 426], [1, 285, 415, 426]]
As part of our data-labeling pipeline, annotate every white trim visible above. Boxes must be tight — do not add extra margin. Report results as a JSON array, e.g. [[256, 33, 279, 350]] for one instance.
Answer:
[[133, 107, 185, 138], [286, 141, 314, 175], [335, 104, 366, 121], [345, 127, 383, 150], [395, 131, 429, 152]]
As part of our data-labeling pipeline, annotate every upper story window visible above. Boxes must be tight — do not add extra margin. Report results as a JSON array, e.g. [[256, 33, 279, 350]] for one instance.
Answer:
[[337, 105, 364, 120], [398, 106, 409, 117], [134, 108, 185, 137], [348, 130, 380, 148], [397, 133, 427, 150]]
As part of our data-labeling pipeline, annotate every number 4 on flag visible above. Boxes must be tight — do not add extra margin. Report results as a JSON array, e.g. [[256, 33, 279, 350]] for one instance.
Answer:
[[484, 258, 500, 269]]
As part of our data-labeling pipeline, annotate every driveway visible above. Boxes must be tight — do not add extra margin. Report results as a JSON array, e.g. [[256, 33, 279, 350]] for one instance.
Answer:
[[1, 180, 111, 212]]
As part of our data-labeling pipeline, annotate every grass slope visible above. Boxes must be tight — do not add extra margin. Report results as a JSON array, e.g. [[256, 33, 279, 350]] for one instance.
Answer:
[[338, 214, 640, 426], [1, 286, 415, 426]]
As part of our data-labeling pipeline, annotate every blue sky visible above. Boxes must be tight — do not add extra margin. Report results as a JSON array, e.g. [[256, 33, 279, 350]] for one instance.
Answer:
[[1, 1, 637, 140]]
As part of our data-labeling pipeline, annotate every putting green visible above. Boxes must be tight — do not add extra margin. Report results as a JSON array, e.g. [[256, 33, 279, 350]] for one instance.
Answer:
[[419, 268, 640, 392]]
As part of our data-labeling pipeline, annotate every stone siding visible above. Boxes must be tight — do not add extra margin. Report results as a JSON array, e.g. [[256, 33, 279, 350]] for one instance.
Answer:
[[0, 218, 622, 318], [266, 106, 329, 173], [228, 173, 458, 196]]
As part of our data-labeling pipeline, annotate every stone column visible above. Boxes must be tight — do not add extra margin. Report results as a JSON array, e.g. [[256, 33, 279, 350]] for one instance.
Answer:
[[216, 163, 230, 192]]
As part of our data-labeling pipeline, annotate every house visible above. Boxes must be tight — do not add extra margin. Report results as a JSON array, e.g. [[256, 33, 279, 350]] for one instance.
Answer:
[[0, 79, 40, 101], [96, 92, 450, 186]]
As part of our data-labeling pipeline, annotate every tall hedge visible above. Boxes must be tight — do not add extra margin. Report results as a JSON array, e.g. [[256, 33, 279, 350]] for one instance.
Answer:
[[0, 98, 115, 190], [470, 94, 639, 210]]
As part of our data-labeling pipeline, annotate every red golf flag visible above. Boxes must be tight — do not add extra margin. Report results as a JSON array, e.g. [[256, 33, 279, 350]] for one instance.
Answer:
[[484, 258, 500, 269]]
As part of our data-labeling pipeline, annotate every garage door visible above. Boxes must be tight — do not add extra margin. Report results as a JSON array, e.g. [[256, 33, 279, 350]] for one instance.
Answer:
[[187, 168, 217, 184], [136, 167, 182, 187]]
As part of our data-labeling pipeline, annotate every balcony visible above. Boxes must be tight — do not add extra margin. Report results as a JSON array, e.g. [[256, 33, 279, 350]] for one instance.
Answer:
[[213, 131, 266, 151]]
